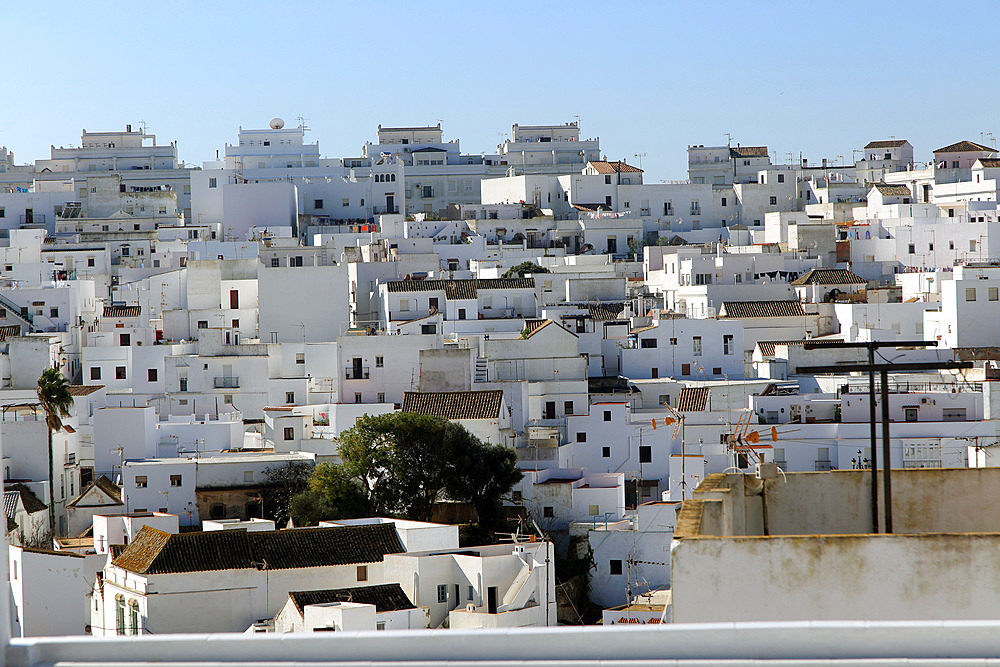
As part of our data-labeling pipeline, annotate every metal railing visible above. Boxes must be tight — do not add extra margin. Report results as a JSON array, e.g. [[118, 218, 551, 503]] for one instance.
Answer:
[[344, 366, 370, 380], [213, 376, 240, 388]]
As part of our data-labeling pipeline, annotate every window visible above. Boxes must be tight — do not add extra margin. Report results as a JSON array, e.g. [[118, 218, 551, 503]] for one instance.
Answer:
[[286, 391, 295, 404], [224, 394, 233, 404], [989, 287, 998, 301], [91, 367, 101, 380], [577, 432, 587, 443], [604, 410, 612, 422], [949, 241, 955, 250], [777, 173, 785, 183], [400, 299, 410, 312], [314, 199, 324, 210], [135, 476, 147, 488], [639, 446, 652, 463], [208, 178, 217, 188], [682, 363, 691, 375], [170, 474, 182, 487], [342, 198, 350, 207], [602, 446, 611, 458], [769, 196, 777, 206], [437, 585, 448, 604], [651, 368, 659, 378], [564, 400, 574, 415], [147, 368, 157, 382], [669, 337, 678, 346], [966, 288, 977, 301], [197, 320, 208, 329], [721, 197, 727, 207], [543, 506, 554, 518], [296, 353, 305, 364], [357, 565, 368, 582], [120, 333, 130, 346], [929, 243, 934, 251], [693, 336, 702, 356], [283, 427, 295, 441], [640, 338, 657, 348], [116, 596, 126, 635], [115, 366, 127, 380], [270, 257, 280, 267], [232, 319, 240, 328], [244, 470, 254, 483], [376, 356, 384, 368], [88, 257, 95, 267], [723, 334, 734, 355], [605, 175, 612, 185], [904, 407, 918, 422], [50, 306, 59, 318], [458, 308, 467, 320], [589, 504, 600, 516], [713, 367, 722, 375], [610, 560, 623, 576], [377, 392, 385, 403], [512, 490, 523, 504], [355, 392, 362, 404], [468, 586, 475, 601], [908, 244, 915, 254], [943, 408, 967, 421], [428, 297, 439, 311], [971, 240, 978, 251]]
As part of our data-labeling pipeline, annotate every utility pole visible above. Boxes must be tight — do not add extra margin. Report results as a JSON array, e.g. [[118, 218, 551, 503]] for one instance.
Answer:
[[798, 351, 971, 533]]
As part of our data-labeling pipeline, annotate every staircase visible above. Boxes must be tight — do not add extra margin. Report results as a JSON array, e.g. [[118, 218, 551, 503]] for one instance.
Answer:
[[0, 293, 32, 330]]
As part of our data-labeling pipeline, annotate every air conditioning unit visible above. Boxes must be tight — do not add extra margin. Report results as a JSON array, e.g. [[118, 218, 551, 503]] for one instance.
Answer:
[[921, 398, 929, 404]]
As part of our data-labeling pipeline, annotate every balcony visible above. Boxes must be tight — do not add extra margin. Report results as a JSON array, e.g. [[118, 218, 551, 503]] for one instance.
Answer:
[[344, 366, 370, 380], [19, 214, 46, 225], [214, 376, 240, 389], [373, 206, 399, 215], [815, 460, 833, 471]]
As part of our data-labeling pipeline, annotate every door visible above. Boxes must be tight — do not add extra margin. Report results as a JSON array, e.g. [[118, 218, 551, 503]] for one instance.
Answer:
[[544, 401, 556, 420], [487, 587, 498, 614], [607, 237, 617, 254], [230, 289, 239, 309], [386, 194, 395, 214], [352, 357, 363, 380]]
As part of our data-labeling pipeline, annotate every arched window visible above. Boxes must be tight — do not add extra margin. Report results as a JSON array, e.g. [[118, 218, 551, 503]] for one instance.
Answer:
[[129, 598, 140, 635], [360, 199, 364, 206], [390, 174, 396, 182], [115, 594, 126, 635]]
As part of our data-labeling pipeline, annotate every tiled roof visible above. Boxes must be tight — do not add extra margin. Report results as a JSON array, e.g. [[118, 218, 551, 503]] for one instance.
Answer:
[[113, 524, 404, 575], [4, 484, 47, 517], [0, 325, 21, 341], [978, 158, 1000, 168], [873, 183, 912, 197], [791, 268, 867, 286], [522, 319, 549, 336], [103, 305, 141, 318], [68, 384, 105, 396], [588, 303, 626, 321], [523, 319, 576, 340], [730, 146, 769, 158], [385, 278, 534, 299], [401, 390, 504, 420], [289, 583, 415, 614], [864, 140, 908, 149], [588, 160, 642, 174], [720, 301, 805, 318], [756, 339, 845, 358], [934, 140, 995, 154], [67, 475, 122, 508], [676, 387, 709, 412]]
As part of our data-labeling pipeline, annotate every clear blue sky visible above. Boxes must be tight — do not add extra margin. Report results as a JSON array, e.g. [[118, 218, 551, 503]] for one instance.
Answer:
[[3, 0, 996, 181]]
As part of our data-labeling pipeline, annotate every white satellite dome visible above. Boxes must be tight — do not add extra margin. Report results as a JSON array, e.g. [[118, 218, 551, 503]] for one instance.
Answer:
[[269, 117, 285, 130]]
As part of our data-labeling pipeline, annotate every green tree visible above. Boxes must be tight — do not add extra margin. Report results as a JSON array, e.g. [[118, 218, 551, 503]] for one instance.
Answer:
[[37, 368, 73, 538], [501, 262, 549, 279], [312, 412, 522, 527], [260, 461, 314, 526]]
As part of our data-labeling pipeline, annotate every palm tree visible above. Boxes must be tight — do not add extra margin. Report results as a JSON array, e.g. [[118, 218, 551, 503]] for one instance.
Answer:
[[37, 368, 73, 539]]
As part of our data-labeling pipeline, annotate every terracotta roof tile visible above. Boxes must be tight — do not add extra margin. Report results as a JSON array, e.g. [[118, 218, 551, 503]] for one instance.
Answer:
[[67, 475, 121, 508], [977, 158, 1000, 168], [791, 268, 867, 286], [68, 385, 104, 396], [588, 160, 642, 174], [103, 305, 141, 318], [401, 390, 504, 420], [4, 484, 47, 517], [935, 140, 996, 154], [0, 325, 21, 341], [720, 301, 805, 318], [385, 278, 534, 299], [873, 183, 912, 197], [676, 387, 709, 412], [729, 146, 769, 158], [289, 583, 415, 614], [864, 140, 908, 149], [588, 303, 626, 321], [113, 524, 404, 575]]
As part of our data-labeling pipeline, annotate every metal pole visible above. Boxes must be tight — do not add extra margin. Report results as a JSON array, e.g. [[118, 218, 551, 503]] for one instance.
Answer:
[[867, 346, 879, 533], [880, 369, 893, 533]]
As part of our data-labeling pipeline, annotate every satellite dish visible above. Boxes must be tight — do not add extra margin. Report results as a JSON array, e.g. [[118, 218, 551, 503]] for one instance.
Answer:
[[269, 118, 285, 130]]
